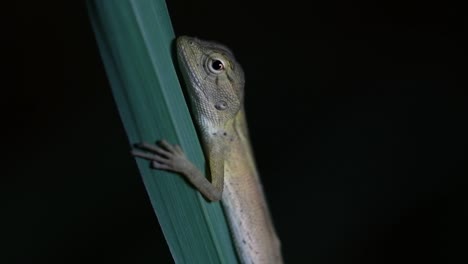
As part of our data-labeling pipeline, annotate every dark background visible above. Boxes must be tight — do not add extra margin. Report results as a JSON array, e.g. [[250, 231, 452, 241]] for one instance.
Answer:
[[9, 0, 466, 263]]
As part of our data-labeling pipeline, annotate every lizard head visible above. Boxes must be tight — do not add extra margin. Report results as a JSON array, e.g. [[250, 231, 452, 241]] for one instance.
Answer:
[[176, 36, 245, 136]]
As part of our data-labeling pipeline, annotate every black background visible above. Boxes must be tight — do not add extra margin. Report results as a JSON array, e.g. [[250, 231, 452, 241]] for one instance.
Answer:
[[9, 0, 466, 263]]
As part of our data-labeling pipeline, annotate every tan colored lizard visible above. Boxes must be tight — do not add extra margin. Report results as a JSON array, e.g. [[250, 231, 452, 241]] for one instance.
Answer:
[[131, 36, 283, 264]]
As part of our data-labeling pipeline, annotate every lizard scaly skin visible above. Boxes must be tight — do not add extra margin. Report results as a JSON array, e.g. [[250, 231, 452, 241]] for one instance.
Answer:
[[132, 36, 283, 264]]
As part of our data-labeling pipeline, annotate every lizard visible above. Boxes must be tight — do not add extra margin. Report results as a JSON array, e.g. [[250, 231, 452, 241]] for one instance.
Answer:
[[131, 36, 283, 264]]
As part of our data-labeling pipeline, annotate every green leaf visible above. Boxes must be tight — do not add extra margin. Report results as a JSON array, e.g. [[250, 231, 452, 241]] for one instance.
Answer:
[[86, 1, 238, 263]]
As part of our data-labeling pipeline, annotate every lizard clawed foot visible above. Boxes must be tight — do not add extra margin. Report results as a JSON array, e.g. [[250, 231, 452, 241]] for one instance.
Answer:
[[131, 140, 190, 173]]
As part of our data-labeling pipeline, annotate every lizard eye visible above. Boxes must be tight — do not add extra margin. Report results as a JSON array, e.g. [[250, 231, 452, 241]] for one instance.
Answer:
[[208, 59, 225, 73]]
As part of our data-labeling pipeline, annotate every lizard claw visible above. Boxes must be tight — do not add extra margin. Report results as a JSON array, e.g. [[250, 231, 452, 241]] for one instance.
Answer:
[[131, 140, 190, 173]]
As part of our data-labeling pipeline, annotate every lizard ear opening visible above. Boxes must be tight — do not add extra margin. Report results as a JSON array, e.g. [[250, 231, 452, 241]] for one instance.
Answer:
[[215, 100, 228, 110]]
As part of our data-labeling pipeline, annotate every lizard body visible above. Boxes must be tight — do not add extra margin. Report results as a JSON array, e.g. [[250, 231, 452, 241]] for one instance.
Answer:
[[132, 36, 282, 264]]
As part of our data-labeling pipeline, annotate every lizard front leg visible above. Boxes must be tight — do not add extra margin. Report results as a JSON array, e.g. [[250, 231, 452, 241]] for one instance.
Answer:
[[131, 140, 223, 201]]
